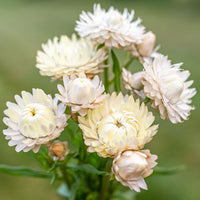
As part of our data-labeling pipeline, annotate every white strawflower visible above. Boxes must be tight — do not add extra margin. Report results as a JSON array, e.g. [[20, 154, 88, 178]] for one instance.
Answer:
[[3, 89, 69, 153], [122, 68, 145, 99], [112, 149, 157, 192], [78, 93, 158, 158], [130, 31, 158, 58], [56, 73, 107, 116], [75, 4, 145, 49], [142, 54, 196, 123], [36, 34, 107, 79]]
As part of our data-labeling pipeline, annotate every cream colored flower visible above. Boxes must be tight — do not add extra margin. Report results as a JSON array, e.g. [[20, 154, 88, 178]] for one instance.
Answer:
[[3, 89, 69, 153], [142, 54, 196, 123], [129, 31, 158, 58], [56, 73, 107, 116], [112, 149, 157, 192], [122, 68, 145, 99], [49, 140, 70, 161], [75, 4, 145, 48], [36, 34, 107, 79], [78, 93, 158, 158]]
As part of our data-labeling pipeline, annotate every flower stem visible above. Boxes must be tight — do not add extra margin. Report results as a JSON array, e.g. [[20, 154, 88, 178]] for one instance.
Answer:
[[104, 67, 109, 93], [111, 49, 121, 92], [123, 56, 135, 69]]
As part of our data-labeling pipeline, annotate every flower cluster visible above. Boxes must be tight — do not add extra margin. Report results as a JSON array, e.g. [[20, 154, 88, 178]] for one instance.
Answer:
[[2, 3, 196, 196]]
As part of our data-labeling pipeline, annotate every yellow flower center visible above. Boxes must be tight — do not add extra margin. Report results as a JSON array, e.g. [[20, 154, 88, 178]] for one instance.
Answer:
[[97, 111, 139, 149], [19, 103, 57, 139]]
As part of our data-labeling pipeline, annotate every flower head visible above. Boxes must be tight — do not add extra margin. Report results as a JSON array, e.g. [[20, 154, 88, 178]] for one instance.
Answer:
[[36, 34, 107, 79], [3, 89, 69, 153], [142, 54, 196, 123], [78, 93, 158, 158], [56, 73, 107, 116], [122, 68, 145, 99], [112, 149, 157, 192], [75, 4, 145, 48], [49, 140, 70, 161]]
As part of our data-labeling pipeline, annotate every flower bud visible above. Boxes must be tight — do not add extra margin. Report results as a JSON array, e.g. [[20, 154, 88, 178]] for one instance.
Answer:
[[56, 73, 107, 116], [49, 140, 70, 161], [112, 150, 157, 192], [138, 31, 156, 57]]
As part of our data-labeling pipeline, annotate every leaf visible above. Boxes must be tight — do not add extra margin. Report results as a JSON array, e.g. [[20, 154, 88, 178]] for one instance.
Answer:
[[57, 183, 70, 198], [0, 164, 51, 178], [153, 166, 185, 176], [68, 164, 109, 176], [111, 49, 121, 92]]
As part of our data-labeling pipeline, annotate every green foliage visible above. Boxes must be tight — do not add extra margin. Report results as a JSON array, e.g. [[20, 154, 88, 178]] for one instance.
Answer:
[[111, 49, 121, 92], [0, 164, 51, 178], [68, 163, 109, 176]]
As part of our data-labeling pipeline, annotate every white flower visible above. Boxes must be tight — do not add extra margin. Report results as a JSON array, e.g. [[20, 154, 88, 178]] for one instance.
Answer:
[[129, 31, 158, 58], [36, 34, 107, 79], [56, 73, 107, 116], [142, 54, 196, 123], [75, 4, 145, 48], [78, 93, 158, 158], [112, 149, 157, 192], [3, 89, 69, 153], [122, 68, 145, 99]]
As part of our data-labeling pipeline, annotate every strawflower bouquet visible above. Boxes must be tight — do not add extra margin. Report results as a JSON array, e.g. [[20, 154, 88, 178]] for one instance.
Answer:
[[1, 4, 196, 200]]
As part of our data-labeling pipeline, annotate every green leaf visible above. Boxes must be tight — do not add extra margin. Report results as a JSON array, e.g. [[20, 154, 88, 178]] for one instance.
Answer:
[[57, 183, 70, 198], [142, 97, 151, 104], [68, 164, 109, 176], [153, 166, 185, 175], [111, 49, 121, 92], [0, 164, 51, 178]]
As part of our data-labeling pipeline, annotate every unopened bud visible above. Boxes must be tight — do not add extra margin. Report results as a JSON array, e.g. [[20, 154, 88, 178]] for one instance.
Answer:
[[138, 32, 156, 57], [49, 140, 70, 161], [112, 150, 157, 192]]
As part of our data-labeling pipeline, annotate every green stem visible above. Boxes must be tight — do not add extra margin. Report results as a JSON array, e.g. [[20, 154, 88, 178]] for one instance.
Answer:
[[61, 163, 71, 188], [111, 49, 121, 92], [99, 158, 112, 200], [104, 67, 109, 93], [123, 56, 135, 69]]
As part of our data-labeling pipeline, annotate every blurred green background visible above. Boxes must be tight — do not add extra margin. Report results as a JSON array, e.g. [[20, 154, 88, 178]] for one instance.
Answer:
[[0, 0, 199, 199]]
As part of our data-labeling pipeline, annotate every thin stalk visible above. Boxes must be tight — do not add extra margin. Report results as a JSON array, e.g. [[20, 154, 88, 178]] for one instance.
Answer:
[[123, 56, 135, 69], [111, 49, 121, 92], [61, 163, 71, 188], [104, 55, 109, 93], [104, 67, 109, 93], [99, 158, 112, 200]]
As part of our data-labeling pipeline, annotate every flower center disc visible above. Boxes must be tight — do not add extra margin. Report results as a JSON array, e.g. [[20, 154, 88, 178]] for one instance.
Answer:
[[97, 112, 139, 149], [19, 103, 57, 138]]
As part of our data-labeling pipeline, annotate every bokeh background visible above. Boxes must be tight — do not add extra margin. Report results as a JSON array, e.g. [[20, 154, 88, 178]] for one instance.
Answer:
[[0, 0, 199, 199]]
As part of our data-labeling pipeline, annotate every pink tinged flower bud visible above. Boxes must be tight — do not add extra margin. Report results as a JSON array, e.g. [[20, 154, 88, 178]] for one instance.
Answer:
[[49, 140, 70, 161], [138, 31, 156, 57], [112, 150, 158, 192]]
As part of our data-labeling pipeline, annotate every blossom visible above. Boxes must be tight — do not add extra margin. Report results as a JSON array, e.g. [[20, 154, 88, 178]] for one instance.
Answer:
[[142, 54, 196, 123], [49, 140, 70, 161], [75, 4, 145, 49], [56, 73, 107, 116], [122, 68, 145, 99], [112, 149, 157, 192], [129, 31, 158, 59], [78, 93, 158, 158], [3, 89, 69, 153], [36, 34, 107, 79]]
